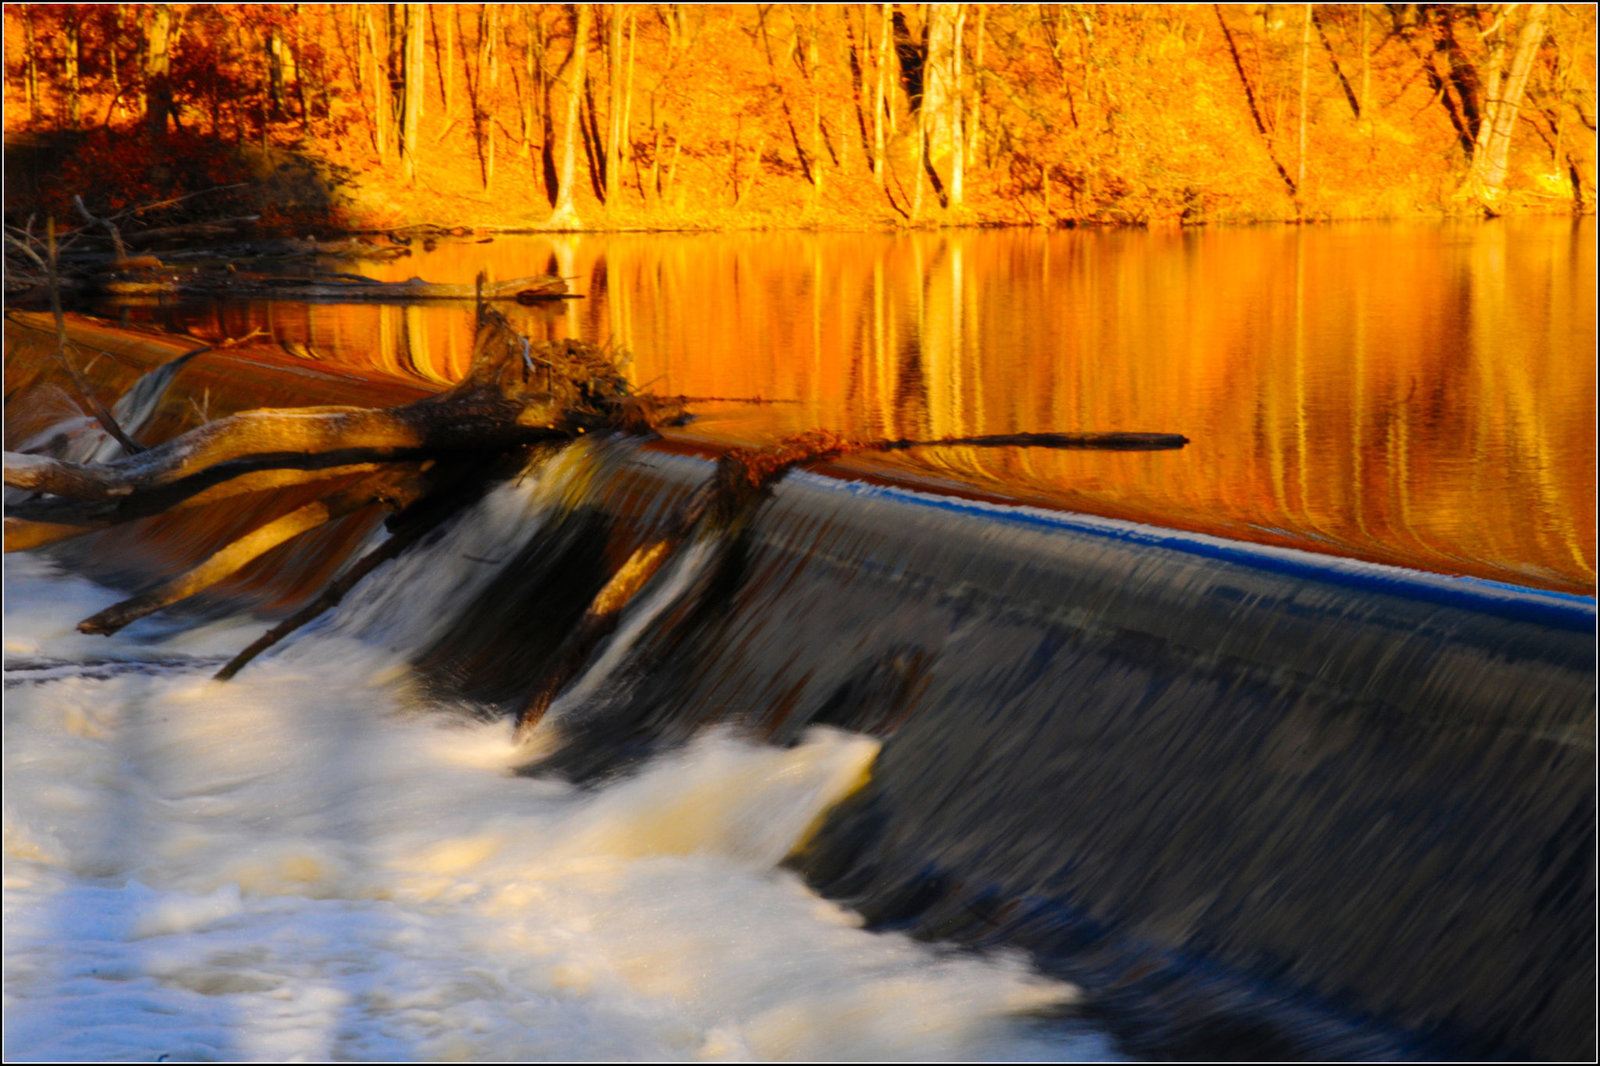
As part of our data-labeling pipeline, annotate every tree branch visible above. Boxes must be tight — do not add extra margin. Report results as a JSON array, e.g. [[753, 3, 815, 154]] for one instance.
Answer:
[[3, 462, 391, 550], [211, 494, 457, 681], [77, 467, 426, 636], [3, 397, 561, 500]]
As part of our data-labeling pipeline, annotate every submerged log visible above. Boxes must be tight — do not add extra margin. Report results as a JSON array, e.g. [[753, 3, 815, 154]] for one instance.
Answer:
[[95, 271, 573, 303]]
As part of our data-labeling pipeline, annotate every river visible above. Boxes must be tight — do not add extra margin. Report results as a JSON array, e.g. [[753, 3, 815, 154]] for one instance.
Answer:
[[4, 220, 1594, 1061], [152, 217, 1595, 593]]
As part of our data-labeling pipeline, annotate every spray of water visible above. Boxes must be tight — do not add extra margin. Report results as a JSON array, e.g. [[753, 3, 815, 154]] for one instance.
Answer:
[[4, 541, 1109, 1062]]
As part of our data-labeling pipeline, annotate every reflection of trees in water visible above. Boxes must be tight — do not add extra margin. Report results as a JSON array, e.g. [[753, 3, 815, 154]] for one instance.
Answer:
[[892, 336, 931, 444], [115, 228, 1593, 591]]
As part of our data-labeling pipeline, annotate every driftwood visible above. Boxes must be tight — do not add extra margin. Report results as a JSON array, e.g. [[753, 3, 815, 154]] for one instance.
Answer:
[[6, 296, 649, 663], [8, 300, 1186, 704]]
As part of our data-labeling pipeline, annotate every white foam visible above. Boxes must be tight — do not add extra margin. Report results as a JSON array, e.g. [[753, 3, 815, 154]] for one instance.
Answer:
[[4, 557, 1116, 1062], [286, 449, 578, 659]]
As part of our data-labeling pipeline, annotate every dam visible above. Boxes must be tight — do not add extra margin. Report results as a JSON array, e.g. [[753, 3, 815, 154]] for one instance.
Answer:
[[4, 224, 1594, 1060]]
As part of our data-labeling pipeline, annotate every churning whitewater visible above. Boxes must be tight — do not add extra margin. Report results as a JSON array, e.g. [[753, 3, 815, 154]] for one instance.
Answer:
[[2, 465, 1115, 1062]]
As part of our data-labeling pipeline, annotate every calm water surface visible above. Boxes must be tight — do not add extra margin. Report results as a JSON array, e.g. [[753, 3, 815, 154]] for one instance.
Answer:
[[160, 219, 1595, 593]]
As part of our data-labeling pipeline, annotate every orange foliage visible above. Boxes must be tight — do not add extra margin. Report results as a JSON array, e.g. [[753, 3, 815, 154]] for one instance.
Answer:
[[4, 4, 1595, 230]]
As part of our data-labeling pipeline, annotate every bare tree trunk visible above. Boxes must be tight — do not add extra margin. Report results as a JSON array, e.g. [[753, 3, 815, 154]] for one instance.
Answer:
[[109, 6, 125, 121], [296, 19, 313, 129], [874, 3, 888, 181], [581, 74, 606, 198], [347, 5, 364, 93], [838, 98, 850, 172], [23, 5, 40, 122], [480, 3, 500, 189], [843, 8, 868, 166], [968, 5, 985, 170], [445, 3, 457, 123], [144, 4, 177, 139], [1463, 3, 1550, 213], [1360, 8, 1369, 119], [754, 5, 815, 187], [734, 132, 767, 209], [1312, 7, 1360, 118], [364, 6, 388, 156], [504, 13, 526, 150], [649, 124, 662, 200], [1214, 3, 1297, 202], [535, 8, 556, 204], [518, 7, 535, 151], [64, 19, 82, 126], [644, 9, 675, 204], [548, 3, 592, 229], [913, 110, 926, 220], [458, 5, 477, 133], [401, 3, 425, 184], [606, 4, 623, 204], [1419, 5, 1484, 156], [1298, 2, 1310, 211], [922, 3, 960, 210], [525, 7, 546, 181], [268, 25, 287, 117], [951, 4, 965, 207], [668, 135, 681, 205], [622, 9, 637, 191], [429, 5, 450, 121], [315, 8, 334, 125], [809, 5, 824, 200]]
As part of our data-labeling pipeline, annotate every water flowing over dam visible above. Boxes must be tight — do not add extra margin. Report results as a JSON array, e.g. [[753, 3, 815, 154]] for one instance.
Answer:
[[4, 224, 1595, 1061]]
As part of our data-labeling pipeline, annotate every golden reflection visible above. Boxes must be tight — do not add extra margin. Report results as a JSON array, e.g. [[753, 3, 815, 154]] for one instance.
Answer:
[[144, 222, 1594, 594]]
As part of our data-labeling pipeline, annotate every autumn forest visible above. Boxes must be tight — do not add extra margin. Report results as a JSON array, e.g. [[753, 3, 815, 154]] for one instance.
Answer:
[[4, 4, 1597, 232]]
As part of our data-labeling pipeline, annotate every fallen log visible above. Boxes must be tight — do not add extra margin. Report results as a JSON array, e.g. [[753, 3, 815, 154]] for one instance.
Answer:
[[94, 271, 574, 303], [3, 403, 554, 499], [6, 295, 651, 653], [77, 464, 426, 636], [121, 217, 262, 247], [4, 463, 389, 548], [210, 482, 466, 681], [154, 237, 413, 264], [2, 307, 637, 501], [10, 299, 1187, 692]]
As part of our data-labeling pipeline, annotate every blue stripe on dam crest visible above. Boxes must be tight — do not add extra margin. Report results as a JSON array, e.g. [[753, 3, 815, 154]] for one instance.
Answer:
[[799, 471, 1598, 634]]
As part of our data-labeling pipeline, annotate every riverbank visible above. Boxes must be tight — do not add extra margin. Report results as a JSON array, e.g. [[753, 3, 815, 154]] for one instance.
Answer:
[[7, 4, 1594, 237], [6, 126, 1590, 240]]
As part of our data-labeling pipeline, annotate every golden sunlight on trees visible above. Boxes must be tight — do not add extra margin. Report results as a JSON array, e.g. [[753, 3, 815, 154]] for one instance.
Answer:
[[4, 4, 1595, 230], [548, 3, 590, 229], [1461, 3, 1550, 212]]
